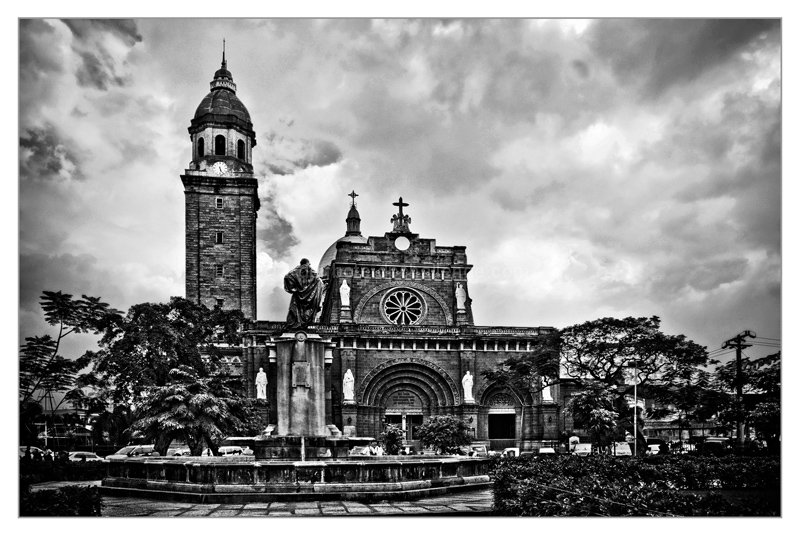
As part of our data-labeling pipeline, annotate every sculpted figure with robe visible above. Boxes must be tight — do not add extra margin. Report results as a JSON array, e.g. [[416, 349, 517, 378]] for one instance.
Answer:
[[284, 258, 325, 330], [255, 367, 268, 400], [343, 369, 355, 401]]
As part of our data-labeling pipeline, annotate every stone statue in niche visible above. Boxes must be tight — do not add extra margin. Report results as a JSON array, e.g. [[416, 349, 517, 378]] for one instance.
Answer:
[[455, 283, 467, 310], [340, 279, 351, 308], [343, 369, 355, 401], [462, 371, 474, 403], [255, 367, 267, 400], [284, 258, 325, 329]]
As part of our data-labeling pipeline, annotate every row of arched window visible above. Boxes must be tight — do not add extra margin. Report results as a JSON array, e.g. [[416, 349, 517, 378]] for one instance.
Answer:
[[197, 136, 247, 160]]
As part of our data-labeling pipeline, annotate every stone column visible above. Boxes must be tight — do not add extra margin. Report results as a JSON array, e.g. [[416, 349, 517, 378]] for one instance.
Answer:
[[274, 332, 329, 436]]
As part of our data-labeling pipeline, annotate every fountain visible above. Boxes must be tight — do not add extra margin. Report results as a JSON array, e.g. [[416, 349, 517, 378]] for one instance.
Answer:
[[100, 331, 491, 503]]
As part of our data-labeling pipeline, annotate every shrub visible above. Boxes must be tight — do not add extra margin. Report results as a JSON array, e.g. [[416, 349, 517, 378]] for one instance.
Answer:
[[20, 485, 102, 516], [491, 455, 779, 516], [415, 415, 472, 454], [380, 423, 405, 455]]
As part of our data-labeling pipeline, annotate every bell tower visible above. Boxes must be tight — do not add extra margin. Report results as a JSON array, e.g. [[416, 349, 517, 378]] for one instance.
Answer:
[[181, 45, 259, 320]]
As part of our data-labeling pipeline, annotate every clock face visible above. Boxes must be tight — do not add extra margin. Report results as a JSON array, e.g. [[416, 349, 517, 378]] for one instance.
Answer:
[[211, 162, 228, 176]]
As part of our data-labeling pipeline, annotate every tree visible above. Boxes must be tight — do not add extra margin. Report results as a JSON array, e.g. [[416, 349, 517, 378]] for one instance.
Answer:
[[560, 316, 708, 454], [380, 423, 405, 455], [713, 352, 780, 453], [19, 291, 121, 446], [83, 296, 245, 406], [20, 291, 121, 409], [565, 382, 619, 449], [131, 366, 257, 456], [415, 415, 472, 454]]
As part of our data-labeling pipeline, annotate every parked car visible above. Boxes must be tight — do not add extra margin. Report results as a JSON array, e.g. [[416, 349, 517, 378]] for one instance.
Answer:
[[348, 445, 370, 456], [19, 446, 44, 459], [217, 446, 243, 456], [167, 447, 192, 456], [610, 442, 632, 456], [106, 444, 159, 460], [501, 447, 520, 457], [458, 444, 489, 457], [68, 451, 104, 462], [572, 443, 593, 456], [698, 437, 733, 456], [646, 438, 670, 455]]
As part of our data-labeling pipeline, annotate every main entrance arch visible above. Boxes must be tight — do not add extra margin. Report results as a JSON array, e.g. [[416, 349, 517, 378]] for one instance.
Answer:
[[356, 358, 459, 441]]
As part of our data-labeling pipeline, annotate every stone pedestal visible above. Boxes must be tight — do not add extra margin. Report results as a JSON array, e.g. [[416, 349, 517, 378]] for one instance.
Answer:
[[275, 332, 328, 436], [540, 403, 559, 441], [342, 402, 358, 437], [340, 305, 352, 323], [461, 403, 479, 440], [456, 309, 469, 326]]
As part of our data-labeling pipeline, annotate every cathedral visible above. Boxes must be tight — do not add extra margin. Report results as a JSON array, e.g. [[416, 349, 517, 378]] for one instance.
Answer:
[[182, 54, 566, 451]]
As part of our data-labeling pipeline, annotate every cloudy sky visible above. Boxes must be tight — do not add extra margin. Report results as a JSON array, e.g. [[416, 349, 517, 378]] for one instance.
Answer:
[[18, 18, 781, 364]]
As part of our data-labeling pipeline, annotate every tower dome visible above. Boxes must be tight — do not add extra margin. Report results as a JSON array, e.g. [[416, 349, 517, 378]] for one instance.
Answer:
[[188, 44, 256, 174], [189, 52, 255, 144]]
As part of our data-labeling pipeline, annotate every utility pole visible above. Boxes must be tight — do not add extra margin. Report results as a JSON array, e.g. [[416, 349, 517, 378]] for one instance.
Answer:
[[722, 330, 755, 448]]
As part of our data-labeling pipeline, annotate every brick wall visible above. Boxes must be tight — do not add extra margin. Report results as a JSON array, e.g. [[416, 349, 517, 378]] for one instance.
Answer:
[[182, 173, 258, 319]]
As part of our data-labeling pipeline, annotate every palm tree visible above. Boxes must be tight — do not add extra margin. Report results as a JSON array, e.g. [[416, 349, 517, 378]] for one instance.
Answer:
[[131, 366, 255, 456]]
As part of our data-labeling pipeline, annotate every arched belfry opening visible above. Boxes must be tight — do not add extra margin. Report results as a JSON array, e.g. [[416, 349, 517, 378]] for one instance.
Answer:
[[215, 135, 226, 156], [197, 137, 204, 158]]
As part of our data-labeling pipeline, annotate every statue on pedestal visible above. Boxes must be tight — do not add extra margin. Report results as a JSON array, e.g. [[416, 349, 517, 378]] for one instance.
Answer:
[[340, 279, 351, 308], [462, 371, 474, 403], [455, 283, 467, 311], [284, 258, 324, 330], [343, 369, 355, 402], [256, 367, 268, 400]]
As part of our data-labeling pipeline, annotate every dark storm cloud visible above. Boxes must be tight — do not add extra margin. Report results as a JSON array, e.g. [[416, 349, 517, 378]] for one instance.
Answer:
[[60, 19, 143, 90], [19, 19, 62, 79], [492, 180, 566, 211], [75, 50, 127, 90], [257, 195, 300, 259], [588, 19, 780, 98], [649, 256, 749, 295], [262, 134, 343, 175], [19, 252, 116, 314], [19, 124, 84, 181], [61, 19, 142, 46]]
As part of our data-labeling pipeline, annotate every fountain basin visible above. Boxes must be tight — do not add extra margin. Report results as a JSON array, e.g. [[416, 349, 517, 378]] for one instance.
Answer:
[[100, 456, 492, 503]]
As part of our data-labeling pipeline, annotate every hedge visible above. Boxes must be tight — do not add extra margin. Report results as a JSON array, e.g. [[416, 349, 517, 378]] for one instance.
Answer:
[[491, 455, 779, 516], [20, 461, 106, 487], [20, 485, 102, 516]]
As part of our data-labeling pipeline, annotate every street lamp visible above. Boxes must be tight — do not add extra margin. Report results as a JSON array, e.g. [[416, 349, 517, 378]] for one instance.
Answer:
[[627, 360, 638, 456]]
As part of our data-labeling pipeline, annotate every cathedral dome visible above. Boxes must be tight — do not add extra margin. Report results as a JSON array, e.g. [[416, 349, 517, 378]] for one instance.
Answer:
[[318, 234, 368, 277]]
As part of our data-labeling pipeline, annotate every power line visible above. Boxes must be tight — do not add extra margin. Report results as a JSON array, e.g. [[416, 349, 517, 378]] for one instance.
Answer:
[[754, 336, 781, 341]]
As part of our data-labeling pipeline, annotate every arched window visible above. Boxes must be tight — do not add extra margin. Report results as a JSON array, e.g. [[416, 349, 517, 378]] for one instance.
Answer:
[[197, 137, 204, 158], [237, 139, 245, 160], [215, 135, 226, 156]]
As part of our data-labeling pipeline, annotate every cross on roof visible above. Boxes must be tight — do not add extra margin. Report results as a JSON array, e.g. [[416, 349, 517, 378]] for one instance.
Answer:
[[393, 197, 409, 217], [348, 190, 359, 207]]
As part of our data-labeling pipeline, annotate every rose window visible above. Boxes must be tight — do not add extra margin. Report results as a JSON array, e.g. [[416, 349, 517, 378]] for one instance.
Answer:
[[382, 289, 424, 325]]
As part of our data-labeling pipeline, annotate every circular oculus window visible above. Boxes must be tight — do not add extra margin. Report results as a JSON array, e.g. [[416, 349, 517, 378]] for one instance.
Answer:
[[394, 236, 411, 251], [382, 289, 425, 325]]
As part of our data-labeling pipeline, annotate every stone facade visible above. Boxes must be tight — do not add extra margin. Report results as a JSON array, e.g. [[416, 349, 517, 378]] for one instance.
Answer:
[[182, 58, 566, 451]]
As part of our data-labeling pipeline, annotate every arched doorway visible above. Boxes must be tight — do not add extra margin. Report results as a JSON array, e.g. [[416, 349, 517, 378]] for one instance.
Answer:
[[483, 390, 523, 451], [357, 358, 459, 446]]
